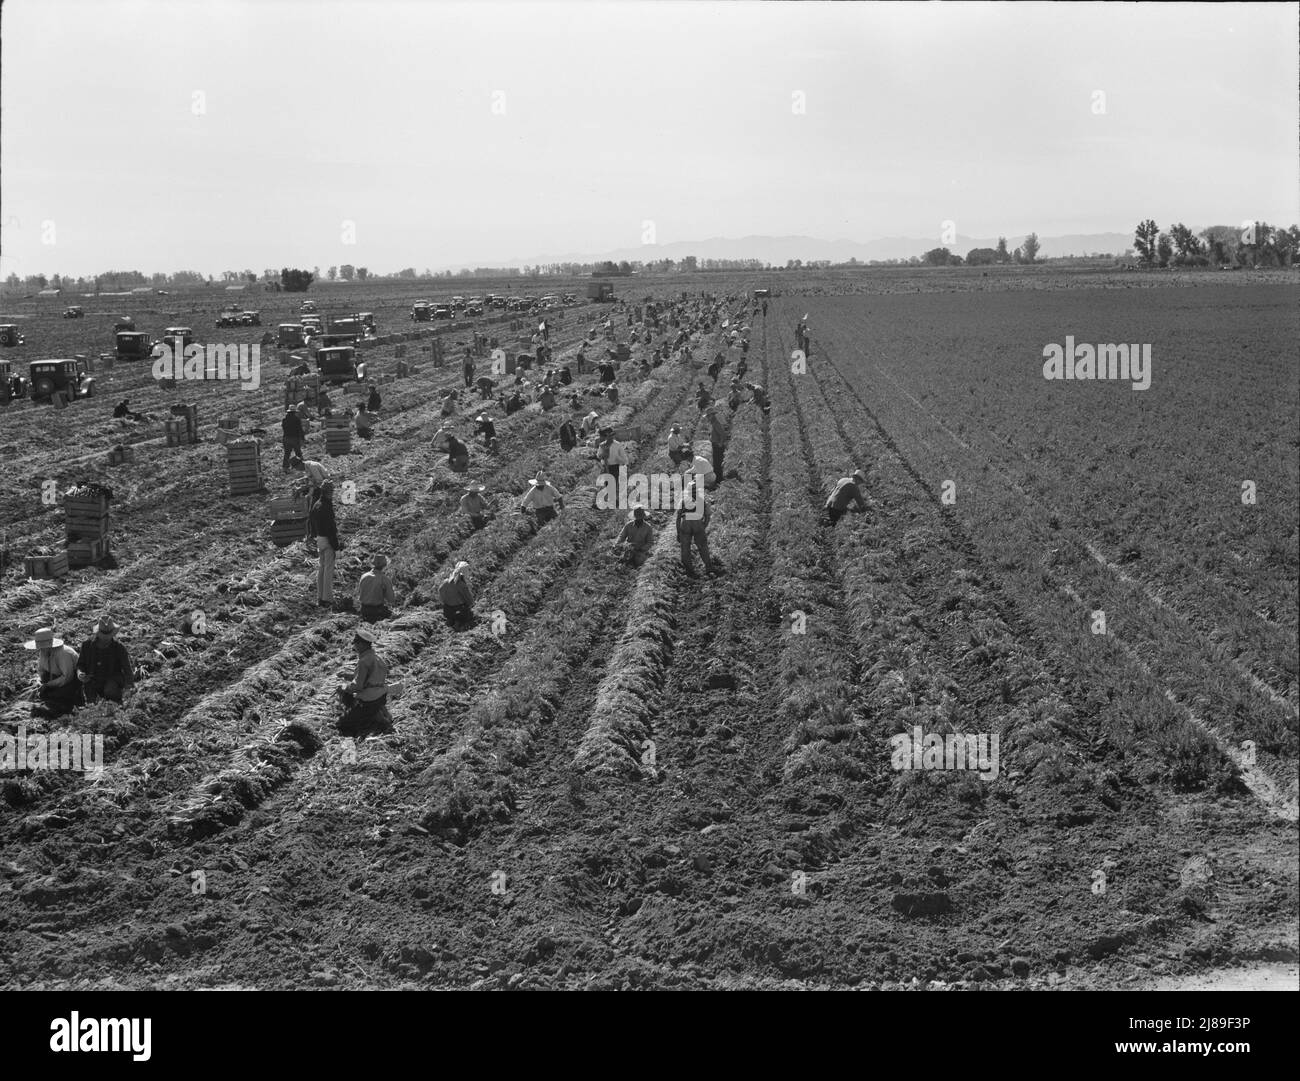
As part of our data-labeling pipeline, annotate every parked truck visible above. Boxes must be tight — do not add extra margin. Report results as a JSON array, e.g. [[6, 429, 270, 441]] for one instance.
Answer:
[[586, 282, 615, 302]]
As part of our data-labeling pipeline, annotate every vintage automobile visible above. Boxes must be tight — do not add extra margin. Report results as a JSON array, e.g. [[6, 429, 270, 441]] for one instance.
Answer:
[[28, 357, 95, 401]]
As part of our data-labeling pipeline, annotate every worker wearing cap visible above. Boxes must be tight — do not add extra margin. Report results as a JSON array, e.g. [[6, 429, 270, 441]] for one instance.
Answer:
[[520, 472, 564, 526], [460, 484, 491, 529], [357, 554, 397, 622], [704, 404, 729, 483], [826, 469, 869, 525], [612, 507, 655, 568], [76, 616, 134, 704], [24, 627, 84, 718], [309, 480, 343, 607], [338, 628, 391, 735]]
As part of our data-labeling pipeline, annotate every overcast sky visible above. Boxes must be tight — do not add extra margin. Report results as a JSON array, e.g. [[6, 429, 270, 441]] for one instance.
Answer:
[[2, 0, 1296, 277]]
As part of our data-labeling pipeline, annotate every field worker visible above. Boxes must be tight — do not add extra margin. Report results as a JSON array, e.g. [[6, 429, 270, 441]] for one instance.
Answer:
[[289, 456, 329, 507], [749, 384, 771, 415], [726, 381, 743, 413], [475, 374, 496, 400], [704, 403, 729, 482], [475, 413, 498, 452], [310, 480, 343, 608], [826, 469, 869, 525], [282, 404, 306, 470], [463, 353, 476, 388], [612, 506, 654, 568], [598, 361, 617, 385], [695, 382, 712, 411], [460, 483, 491, 530], [439, 561, 475, 630], [707, 355, 723, 383], [355, 403, 377, 440], [539, 385, 556, 411], [357, 554, 397, 622], [440, 389, 458, 418], [605, 383, 619, 407], [579, 410, 601, 439], [520, 471, 564, 526], [76, 615, 134, 704], [559, 365, 573, 386], [597, 428, 629, 480], [762, 299, 768, 317], [366, 384, 381, 412], [558, 417, 578, 452], [667, 425, 689, 466], [677, 493, 718, 578], [575, 347, 588, 375], [25, 628, 84, 718], [680, 444, 717, 489], [337, 627, 391, 735], [504, 388, 525, 415], [736, 357, 748, 381]]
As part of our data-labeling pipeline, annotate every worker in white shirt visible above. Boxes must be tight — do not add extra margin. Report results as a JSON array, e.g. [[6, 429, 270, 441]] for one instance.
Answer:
[[24, 627, 84, 718], [520, 471, 564, 526], [337, 627, 391, 735], [678, 444, 717, 489], [598, 428, 629, 481]]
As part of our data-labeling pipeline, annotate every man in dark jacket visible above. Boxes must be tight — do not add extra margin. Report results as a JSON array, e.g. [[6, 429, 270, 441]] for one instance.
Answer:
[[558, 418, 578, 452], [825, 469, 868, 525], [77, 616, 134, 704], [309, 481, 343, 607], [439, 562, 475, 629], [366, 384, 381, 412], [282, 405, 306, 470]]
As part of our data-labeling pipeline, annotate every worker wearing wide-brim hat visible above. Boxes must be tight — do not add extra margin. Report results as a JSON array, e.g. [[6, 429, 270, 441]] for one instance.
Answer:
[[520, 471, 563, 527], [825, 468, 869, 526], [667, 424, 690, 465], [357, 554, 397, 623], [76, 615, 134, 705], [460, 482, 491, 530], [612, 505, 654, 568], [338, 626, 391, 735], [24, 627, 84, 718]]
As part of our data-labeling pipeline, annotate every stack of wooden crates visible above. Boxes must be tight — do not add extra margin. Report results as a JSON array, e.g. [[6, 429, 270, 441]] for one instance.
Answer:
[[168, 403, 200, 444], [226, 438, 264, 495], [215, 416, 240, 445], [269, 494, 311, 547], [285, 375, 322, 410], [64, 486, 111, 566], [324, 414, 351, 457]]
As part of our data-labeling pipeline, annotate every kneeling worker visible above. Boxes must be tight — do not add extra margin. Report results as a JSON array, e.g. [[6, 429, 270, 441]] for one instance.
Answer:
[[76, 615, 134, 704], [338, 627, 391, 735], [460, 483, 491, 529], [357, 554, 397, 622], [439, 561, 475, 630], [825, 469, 868, 525], [612, 506, 654, 568]]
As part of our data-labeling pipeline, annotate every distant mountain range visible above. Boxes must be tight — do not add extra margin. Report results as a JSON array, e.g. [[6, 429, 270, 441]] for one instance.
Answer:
[[502, 232, 1134, 268]]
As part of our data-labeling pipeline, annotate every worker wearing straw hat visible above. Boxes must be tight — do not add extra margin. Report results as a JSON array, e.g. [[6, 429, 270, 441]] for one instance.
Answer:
[[357, 554, 397, 622], [612, 506, 654, 568], [76, 615, 134, 704], [825, 468, 869, 526], [24, 628, 84, 718], [520, 471, 564, 527], [460, 483, 492, 530], [338, 627, 391, 735], [438, 561, 476, 630]]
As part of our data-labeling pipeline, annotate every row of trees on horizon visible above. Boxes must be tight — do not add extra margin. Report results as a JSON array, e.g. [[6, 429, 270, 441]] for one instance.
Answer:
[[7, 221, 1297, 293]]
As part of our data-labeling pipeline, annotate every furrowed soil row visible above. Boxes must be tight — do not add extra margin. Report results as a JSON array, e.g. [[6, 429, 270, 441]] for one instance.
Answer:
[[814, 328, 1297, 813], [0, 351, 685, 818], [866, 354, 1298, 715]]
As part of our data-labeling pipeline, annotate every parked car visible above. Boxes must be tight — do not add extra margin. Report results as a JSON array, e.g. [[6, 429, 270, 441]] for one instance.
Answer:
[[277, 324, 307, 349], [115, 331, 154, 362], [300, 300, 318, 313], [241, 311, 262, 326], [162, 326, 195, 352], [0, 324, 25, 347], [28, 358, 94, 401], [433, 305, 453, 320], [315, 345, 358, 385], [411, 302, 433, 322], [63, 306, 85, 319], [0, 358, 27, 401], [216, 310, 243, 328]]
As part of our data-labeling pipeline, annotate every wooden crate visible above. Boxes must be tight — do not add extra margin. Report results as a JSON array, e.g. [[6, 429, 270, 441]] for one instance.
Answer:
[[215, 428, 240, 445], [65, 492, 110, 514], [269, 518, 308, 546], [270, 495, 310, 518], [324, 434, 352, 457], [67, 536, 110, 567], [164, 419, 185, 446], [107, 445, 135, 466], [65, 515, 109, 541], [25, 551, 70, 579]]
